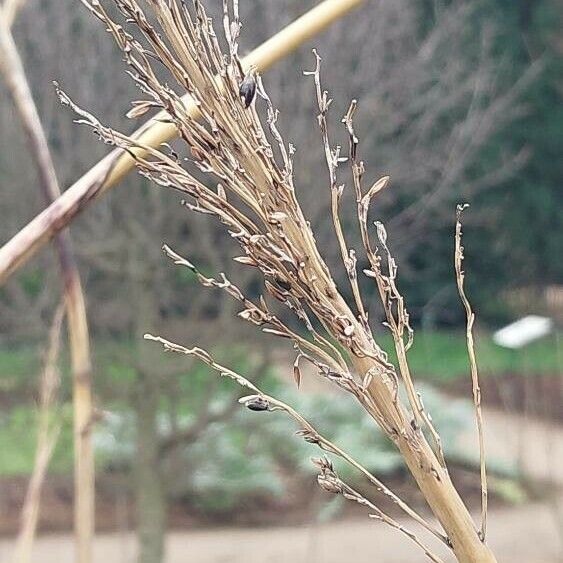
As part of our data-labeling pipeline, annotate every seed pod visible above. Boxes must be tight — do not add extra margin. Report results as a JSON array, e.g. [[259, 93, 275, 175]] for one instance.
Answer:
[[239, 73, 256, 108], [293, 356, 302, 388], [126, 100, 154, 119], [233, 256, 258, 267], [303, 434, 320, 445], [317, 475, 342, 495], [244, 397, 270, 412], [274, 276, 292, 292]]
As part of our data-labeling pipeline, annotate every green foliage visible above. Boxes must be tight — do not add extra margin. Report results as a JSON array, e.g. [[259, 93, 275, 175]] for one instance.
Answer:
[[0, 404, 74, 476], [466, 0, 563, 300], [0, 344, 40, 392], [378, 330, 561, 382], [398, 0, 563, 323], [20, 270, 44, 299], [93, 369, 472, 517]]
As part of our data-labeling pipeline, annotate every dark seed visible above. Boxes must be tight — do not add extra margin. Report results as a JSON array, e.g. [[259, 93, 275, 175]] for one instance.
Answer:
[[239, 74, 256, 108], [304, 435, 320, 444], [245, 397, 269, 411], [275, 277, 292, 292]]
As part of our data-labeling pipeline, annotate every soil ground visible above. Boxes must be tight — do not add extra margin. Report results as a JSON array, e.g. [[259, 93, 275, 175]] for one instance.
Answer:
[[0, 494, 561, 563]]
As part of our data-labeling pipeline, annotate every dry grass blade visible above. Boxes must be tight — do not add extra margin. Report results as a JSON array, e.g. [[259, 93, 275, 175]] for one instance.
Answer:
[[454, 204, 488, 541], [12, 305, 64, 563]]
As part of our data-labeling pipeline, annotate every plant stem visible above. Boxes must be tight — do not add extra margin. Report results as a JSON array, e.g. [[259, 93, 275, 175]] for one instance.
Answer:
[[0, 17, 94, 563]]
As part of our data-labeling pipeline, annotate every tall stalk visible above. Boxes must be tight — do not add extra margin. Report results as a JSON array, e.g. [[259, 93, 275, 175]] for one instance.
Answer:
[[58, 1, 495, 561]]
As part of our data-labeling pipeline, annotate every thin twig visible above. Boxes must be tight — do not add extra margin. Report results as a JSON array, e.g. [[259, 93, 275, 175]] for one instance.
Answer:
[[12, 305, 64, 563], [305, 51, 368, 325], [454, 203, 487, 541]]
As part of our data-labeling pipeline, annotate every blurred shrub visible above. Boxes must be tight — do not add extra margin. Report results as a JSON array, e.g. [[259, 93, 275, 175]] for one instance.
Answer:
[[95, 375, 472, 517]]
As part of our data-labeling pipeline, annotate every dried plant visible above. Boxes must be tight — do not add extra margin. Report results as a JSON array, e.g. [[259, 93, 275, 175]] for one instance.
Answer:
[[60, 1, 495, 561], [0, 0, 365, 284], [455, 204, 488, 541]]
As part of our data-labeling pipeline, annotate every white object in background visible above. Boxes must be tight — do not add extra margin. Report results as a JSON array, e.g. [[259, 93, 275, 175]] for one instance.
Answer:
[[493, 315, 554, 349]]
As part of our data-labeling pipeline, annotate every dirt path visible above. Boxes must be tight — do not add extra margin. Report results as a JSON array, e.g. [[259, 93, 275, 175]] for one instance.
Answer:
[[457, 406, 563, 486], [0, 495, 561, 563]]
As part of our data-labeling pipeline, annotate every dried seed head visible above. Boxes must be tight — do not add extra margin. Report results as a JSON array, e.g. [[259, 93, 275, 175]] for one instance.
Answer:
[[296, 430, 320, 444], [126, 100, 154, 119], [293, 356, 302, 388], [239, 72, 257, 108], [312, 456, 334, 472], [274, 276, 292, 292], [317, 474, 342, 494], [240, 396, 270, 412], [233, 256, 258, 267]]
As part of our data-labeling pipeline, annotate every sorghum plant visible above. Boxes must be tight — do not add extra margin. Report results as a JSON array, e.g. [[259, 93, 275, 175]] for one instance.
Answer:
[[61, 1, 494, 561]]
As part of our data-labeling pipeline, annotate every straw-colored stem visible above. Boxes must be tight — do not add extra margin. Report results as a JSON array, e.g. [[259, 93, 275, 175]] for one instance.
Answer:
[[0, 17, 94, 563], [0, 0, 365, 285], [353, 348, 496, 562], [455, 205, 488, 540]]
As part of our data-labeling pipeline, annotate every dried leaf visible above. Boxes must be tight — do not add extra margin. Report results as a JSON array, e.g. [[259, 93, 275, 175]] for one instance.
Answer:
[[293, 356, 302, 388]]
